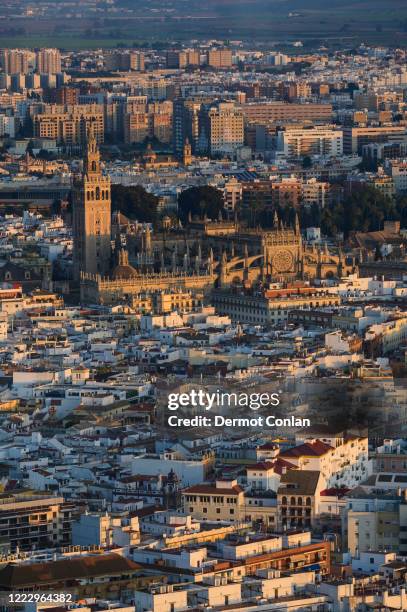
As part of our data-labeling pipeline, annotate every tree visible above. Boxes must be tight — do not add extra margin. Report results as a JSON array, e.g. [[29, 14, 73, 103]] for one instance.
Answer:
[[111, 185, 159, 224], [178, 186, 225, 223], [320, 186, 400, 238], [26, 140, 35, 157]]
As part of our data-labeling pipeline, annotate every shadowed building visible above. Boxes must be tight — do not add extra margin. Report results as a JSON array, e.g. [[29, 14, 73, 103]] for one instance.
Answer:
[[0, 552, 160, 600]]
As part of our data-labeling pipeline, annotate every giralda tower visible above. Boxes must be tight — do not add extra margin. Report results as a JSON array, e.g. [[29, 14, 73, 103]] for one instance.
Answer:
[[73, 128, 111, 281]]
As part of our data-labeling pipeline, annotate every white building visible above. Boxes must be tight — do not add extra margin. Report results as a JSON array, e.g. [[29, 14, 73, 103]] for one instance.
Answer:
[[277, 126, 343, 158], [131, 451, 213, 486]]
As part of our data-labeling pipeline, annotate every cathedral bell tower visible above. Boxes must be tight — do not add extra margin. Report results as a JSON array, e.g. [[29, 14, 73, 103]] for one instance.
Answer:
[[73, 128, 111, 282], [183, 138, 192, 166]]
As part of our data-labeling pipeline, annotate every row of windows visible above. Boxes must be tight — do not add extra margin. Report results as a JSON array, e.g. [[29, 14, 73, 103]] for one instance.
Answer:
[[189, 507, 235, 515], [281, 496, 312, 506], [86, 187, 110, 201], [184, 495, 237, 504], [4, 271, 31, 280], [282, 508, 311, 516]]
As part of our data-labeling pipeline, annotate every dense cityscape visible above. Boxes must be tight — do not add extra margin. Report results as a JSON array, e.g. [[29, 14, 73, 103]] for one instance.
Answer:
[[1, 13, 407, 612]]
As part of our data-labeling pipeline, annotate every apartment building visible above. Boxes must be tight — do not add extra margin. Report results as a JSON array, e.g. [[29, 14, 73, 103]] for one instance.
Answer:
[[280, 436, 369, 489], [280, 81, 312, 101], [182, 479, 245, 522], [223, 178, 242, 212], [246, 461, 284, 492], [166, 49, 200, 69], [343, 125, 407, 154], [343, 490, 403, 555], [148, 101, 173, 143], [199, 102, 244, 156], [241, 180, 274, 211], [207, 48, 233, 68], [0, 491, 80, 551], [132, 451, 215, 486], [0, 553, 154, 600], [243, 541, 331, 576], [105, 51, 145, 72], [124, 111, 149, 144], [371, 439, 407, 473], [173, 98, 209, 155], [385, 159, 407, 193], [49, 85, 79, 106], [212, 288, 340, 326], [0, 48, 32, 74], [276, 125, 343, 158], [302, 177, 330, 207], [124, 101, 172, 144], [354, 90, 403, 112], [72, 512, 140, 547], [364, 316, 407, 356], [240, 176, 303, 208], [240, 101, 333, 124], [33, 104, 104, 145], [36, 48, 61, 74], [277, 470, 323, 530]]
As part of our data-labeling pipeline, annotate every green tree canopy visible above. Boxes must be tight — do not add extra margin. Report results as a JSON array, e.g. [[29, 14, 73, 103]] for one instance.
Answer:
[[111, 184, 159, 224], [320, 186, 399, 238], [178, 186, 225, 223]]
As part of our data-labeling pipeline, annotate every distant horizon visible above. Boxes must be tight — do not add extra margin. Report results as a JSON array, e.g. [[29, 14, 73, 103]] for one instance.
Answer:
[[2, 0, 407, 50]]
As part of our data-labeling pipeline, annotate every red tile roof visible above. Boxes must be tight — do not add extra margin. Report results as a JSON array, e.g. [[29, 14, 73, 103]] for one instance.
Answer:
[[280, 440, 333, 459], [247, 458, 296, 475], [320, 487, 350, 497]]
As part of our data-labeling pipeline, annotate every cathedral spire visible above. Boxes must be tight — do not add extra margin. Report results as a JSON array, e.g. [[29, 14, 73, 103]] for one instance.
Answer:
[[294, 212, 300, 234], [118, 248, 129, 266], [144, 225, 152, 254], [172, 248, 177, 272], [84, 125, 101, 177]]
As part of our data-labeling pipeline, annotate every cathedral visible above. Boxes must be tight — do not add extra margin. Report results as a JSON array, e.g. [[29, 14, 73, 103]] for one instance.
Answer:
[[73, 136, 356, 305]]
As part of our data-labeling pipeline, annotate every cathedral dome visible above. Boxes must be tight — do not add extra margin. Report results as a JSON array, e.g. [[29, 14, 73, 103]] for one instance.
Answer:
[[112, 249, 138, 279]]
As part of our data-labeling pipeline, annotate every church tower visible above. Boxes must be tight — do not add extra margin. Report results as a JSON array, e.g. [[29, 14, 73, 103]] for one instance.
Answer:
[[183, 138, 192, 166], [73, 128, 111, 281]]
